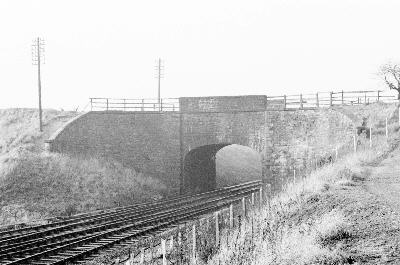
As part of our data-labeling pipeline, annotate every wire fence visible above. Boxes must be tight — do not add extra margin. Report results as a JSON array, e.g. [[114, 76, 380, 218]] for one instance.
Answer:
[[110, 111, 400, 264]]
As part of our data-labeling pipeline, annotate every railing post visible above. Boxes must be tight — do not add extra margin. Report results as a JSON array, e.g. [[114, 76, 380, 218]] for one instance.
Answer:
[[160, 98, 163, 112], [106, 98, 109, 111], [283, 95, 287, 110], [377, 91, 380, 102], [316, 93, 319, 108], [300, 94, 303, 109], [341, 90, 344, 105], [364, 92, 367, 105], [123, 99, 126, 111], [90, 98, 93, 111], [329, 92, 333, 107], [142, 99, 145, 111], [259, 185, 263, 209]]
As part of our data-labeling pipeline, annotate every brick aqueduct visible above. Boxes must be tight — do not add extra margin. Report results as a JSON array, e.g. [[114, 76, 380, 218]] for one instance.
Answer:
[[46, 96, 354, 194]]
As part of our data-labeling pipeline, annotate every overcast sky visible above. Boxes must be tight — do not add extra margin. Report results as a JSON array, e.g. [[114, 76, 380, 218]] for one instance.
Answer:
[[0, 0, 399, 110]]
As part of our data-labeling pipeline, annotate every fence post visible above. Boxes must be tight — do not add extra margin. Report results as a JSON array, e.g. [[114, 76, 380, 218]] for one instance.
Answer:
[[300, 94, 303, 109], [106, 98, 109, 111], [283, 95, 287, 110], [90, 98, 93, 111], [150, 239, 154, 261], [242, 197, 246, 218], [330, 92, 333, 106], [141, 99, 145, 111], [369, 126, 373, 148], [386, 117, 388, 139], [161, 239, 167, 265], [364, 92, 367, 105], [215, 211, 220, 246], [377, 91, 380, 102], [123, 99, 126, 111], [229, 204, 234, 228], [192, 223, 196, 262], [259, 186, 263, 209], [140, 248, 145, 264], [316, 93, 319, 108], [170, 235, 174, 250], [178, 228, 182, 246], [293, 169, 296, 183], [335, 146, 338, 161], [341, 90, 344, 105], [251, 193, 255, 206], [160, 98, 163, 112]]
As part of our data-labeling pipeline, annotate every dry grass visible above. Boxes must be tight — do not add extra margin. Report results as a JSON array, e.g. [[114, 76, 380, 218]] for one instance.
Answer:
[[206, 136, 394, 265], [0, 109, 168, 226]]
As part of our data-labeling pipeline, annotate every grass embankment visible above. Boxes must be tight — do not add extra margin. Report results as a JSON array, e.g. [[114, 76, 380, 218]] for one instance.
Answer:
[[0, 109, 167, 226], [207, 112, 400, 264]]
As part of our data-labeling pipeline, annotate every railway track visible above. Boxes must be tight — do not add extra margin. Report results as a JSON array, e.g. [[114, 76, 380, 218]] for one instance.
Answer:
[[0, 180, 262, 265]]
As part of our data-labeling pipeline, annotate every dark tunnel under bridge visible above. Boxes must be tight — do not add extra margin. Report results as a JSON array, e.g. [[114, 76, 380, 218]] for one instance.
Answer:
[[182, 143, 262, 194]]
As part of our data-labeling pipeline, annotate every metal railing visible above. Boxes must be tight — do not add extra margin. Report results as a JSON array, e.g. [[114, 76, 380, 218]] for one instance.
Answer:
[[90, 98, 179, 112]]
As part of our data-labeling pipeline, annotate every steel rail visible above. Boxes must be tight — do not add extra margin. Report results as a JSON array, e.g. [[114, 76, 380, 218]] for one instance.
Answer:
[[0, 180, 260, 239], [0, 182, 261, 265], [0, 183, 259, 256]]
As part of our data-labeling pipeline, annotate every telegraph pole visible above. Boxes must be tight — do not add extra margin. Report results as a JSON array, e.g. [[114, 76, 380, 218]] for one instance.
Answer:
[[32, 37, 45, 132], [154, 58, 164, 111]]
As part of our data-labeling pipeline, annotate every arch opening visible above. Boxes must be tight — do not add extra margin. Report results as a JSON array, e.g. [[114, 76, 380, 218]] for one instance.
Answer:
[[183, 144, 262, 194]]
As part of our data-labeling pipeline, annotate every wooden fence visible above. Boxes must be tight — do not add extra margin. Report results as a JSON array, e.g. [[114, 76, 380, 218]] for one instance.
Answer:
[[89, 90, 398, 112], [266, 90, 398, 110]]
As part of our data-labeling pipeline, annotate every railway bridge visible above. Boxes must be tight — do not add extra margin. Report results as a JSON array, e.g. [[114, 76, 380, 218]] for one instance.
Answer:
[[46, 94, 356, 193]]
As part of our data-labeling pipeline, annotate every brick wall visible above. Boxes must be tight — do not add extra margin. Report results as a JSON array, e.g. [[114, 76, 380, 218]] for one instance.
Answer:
[[47, 96, 354, 194]]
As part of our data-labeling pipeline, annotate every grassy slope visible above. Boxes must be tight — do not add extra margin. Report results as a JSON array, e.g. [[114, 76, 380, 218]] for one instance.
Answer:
[[206, 104, 400, 265], [0, 109, 167, 226]]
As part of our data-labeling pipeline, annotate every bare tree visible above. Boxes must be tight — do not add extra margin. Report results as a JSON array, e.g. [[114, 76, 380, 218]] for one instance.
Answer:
[[379, 62, 400, 99]]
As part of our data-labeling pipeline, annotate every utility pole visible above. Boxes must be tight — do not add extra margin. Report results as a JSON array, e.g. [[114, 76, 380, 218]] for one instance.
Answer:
[[154, 58, 164, 111], [32, 37, 45, 132]]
